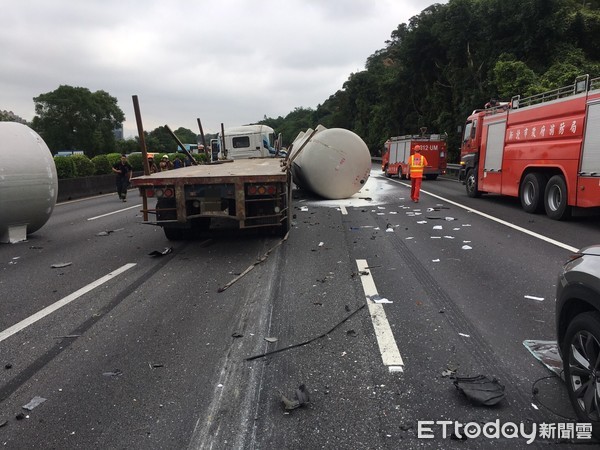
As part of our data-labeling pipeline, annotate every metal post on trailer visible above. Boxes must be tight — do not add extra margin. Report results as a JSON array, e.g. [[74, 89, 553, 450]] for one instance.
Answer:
[[164, 124, 198, 165], [132, 95, 149, 221]]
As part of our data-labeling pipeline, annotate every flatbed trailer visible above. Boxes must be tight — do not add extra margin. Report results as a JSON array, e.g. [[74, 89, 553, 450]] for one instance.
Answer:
[[131, 158, 291, 240]]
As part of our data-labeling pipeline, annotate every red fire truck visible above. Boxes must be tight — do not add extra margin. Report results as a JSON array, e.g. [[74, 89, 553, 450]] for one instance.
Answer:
[[459, 74, 600, 220], [381, 134, 447, 180]]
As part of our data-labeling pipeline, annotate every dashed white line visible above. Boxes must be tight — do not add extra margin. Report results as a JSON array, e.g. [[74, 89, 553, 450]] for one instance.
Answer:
[[0, 263, 137, 343], [87, 204, 141, 221], [356, 259, 404, 373]]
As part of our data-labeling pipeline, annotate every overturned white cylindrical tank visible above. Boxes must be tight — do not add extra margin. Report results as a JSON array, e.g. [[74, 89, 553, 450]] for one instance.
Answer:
[[0, 122, 58, 243], [291, 127, 371, 199]]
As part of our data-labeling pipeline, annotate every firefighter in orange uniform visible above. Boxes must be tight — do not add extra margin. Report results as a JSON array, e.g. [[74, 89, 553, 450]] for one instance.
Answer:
[[408, 145, 428, 202]]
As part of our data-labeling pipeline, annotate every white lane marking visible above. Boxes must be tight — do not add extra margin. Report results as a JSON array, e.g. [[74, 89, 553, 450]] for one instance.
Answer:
[[340, 205, 348, 215], [0, 263, 136, 344], [392, 180, 579, 253], [87, 204, 141, 221], [356, 259, 404, 373]]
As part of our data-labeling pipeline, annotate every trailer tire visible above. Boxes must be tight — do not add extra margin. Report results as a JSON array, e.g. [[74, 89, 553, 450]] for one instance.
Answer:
[[465, 169, 481, 198], [520, 173, 546, 213], [544, 175, 571, 220], [425, 174, 438, 181], [384, 166, 391, 178], [163, 226, 185, 240]]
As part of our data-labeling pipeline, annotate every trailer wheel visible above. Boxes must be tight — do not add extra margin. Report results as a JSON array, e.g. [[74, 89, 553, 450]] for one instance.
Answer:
[[425, 174, 438, 181], [544, 175, 571, 220], [163, 226, 185, 240], [384, 166, 391, 178], [520, 173, 546, 213], [465, 169, 481, 198]]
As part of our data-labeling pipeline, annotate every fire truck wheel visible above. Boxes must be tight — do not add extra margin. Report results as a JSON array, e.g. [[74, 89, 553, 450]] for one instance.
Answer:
[[544, 175, 571, 220], [520, 173, 546, 213], [465, 169, 481, 198], [384, 166, 391, 178]]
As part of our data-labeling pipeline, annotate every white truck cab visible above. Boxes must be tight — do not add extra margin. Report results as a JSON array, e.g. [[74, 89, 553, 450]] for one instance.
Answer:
[[218, 125, 280, 159]]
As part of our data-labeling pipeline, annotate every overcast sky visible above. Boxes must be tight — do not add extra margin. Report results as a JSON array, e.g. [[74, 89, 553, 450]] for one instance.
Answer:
[[1, 0, 443, 139]]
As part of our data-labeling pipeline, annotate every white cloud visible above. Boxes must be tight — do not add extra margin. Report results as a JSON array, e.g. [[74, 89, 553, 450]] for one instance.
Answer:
[[0, 0, 444, 140]]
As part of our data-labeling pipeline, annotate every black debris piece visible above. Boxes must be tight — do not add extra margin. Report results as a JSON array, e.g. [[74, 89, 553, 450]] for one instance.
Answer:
[[15, 413, 25, 421], [0, 420, 7, 428], [453, 375, 505, 406], [346, 329, 358, 337], [149, 247, 173, 257], [231, 332, 244, 338], [5, 364, 12, 370]]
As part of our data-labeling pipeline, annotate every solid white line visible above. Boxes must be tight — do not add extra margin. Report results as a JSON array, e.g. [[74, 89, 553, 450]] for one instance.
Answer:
[[356, 259, 404, 372], [0, 263, 137, 344], [87, 204, 141, 221], [392, 180, 579, 253], [340, 205, 348, 215]]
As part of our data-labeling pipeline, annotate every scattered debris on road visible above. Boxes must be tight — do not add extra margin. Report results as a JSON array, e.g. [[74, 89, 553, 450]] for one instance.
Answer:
[[51, 262, 72, 268], [22, 396, 47, 411], [279, 384, 310, 411], [264, 337, 278, 343], [522, 340, 562, 375], [148, 247, 173, 257], [524, 295, 544, 301], [102, 369, 123, 377], [453, 375, 505, 406]]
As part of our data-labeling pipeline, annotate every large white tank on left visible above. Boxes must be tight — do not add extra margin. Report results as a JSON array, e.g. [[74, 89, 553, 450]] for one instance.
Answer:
[[0, 122, 58, 243]]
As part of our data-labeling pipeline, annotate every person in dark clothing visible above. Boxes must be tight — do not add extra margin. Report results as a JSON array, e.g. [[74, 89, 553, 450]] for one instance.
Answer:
[[112, 154, 133, 202]]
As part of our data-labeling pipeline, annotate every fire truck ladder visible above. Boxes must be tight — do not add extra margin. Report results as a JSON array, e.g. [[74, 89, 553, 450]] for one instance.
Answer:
[[511, 74, 600, 109]]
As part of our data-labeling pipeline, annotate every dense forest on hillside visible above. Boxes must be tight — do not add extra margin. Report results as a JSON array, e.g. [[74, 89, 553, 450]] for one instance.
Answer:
[[261, 0, 600, 161]]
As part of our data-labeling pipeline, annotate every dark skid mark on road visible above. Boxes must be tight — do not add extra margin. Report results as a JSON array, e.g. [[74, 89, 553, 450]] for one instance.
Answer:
[[379, 214, 540, 417], [0, 245, 181, 404]]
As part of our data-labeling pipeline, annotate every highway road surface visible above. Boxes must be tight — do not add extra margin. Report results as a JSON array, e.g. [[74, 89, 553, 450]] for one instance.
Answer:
[[1, 166, 599, 449]]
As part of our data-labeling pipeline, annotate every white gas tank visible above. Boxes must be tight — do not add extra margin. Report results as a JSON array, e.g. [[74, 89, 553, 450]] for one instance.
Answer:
[[292, 127, 371, 199], [0, 122, 58, 243]]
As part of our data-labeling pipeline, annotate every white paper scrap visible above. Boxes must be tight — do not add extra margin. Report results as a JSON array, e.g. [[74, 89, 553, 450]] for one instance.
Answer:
[[524, 295, 545, 301], [318, 242, 324, 247], [300, 206, 308, 212], [462, 245, 472, 250], [386, 228, 394, 233], [459, 333, 470, 338], [443, 236, 455, 239], [405, 237, 414, 240], [433, 225, 443, 230], [417, 221, 428, 224], [430, 236, 442, 239], [432, 259, 440, 263]]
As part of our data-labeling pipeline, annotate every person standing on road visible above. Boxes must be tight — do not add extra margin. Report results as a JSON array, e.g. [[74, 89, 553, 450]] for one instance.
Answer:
[[112, 154, 133, 202], [408, 145, 428, 203]]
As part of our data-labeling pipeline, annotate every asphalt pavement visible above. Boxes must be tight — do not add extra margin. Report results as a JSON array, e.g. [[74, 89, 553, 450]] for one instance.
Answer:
[[1, 167, 599, 449]]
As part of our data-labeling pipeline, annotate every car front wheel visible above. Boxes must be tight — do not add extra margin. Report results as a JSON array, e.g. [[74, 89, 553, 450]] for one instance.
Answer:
[[562, 311, 600, 436]]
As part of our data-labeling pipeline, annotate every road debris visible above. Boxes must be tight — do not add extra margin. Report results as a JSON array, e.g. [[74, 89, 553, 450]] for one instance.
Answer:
[[218, 238, 286, 292], [346, 329, 358, 337], [279, 384, 310, 411], [522, 340, 562, 375], [0, 420, 7, 428], [264, 337, 278, 343], [459, 333, 470, 338], [368, 294, 392, 304], [149, 247, 173, 257], [22, 396, 47, 411], [462, 245, 472, 250], [51, 262, 72, 268], [524, 295, 544, 301], [102, 369, 123, 377], [453, 375, 506, 406], [231, 332, 244, 338], [245, 304, 366, 361]]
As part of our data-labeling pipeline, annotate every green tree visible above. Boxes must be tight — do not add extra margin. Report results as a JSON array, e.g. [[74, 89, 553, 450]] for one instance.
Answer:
[[32, 85, 125, 157]]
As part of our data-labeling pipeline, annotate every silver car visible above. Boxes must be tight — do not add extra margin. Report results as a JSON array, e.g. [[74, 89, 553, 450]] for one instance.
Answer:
[[556, 245, 600, 436]]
